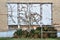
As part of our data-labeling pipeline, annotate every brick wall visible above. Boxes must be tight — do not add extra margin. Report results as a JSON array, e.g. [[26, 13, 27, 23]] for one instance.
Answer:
[[0, 0, 60, 31]]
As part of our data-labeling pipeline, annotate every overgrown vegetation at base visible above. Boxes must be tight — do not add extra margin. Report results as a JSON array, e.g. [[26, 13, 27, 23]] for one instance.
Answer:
[[0, 38, 60, 40], [13, 27, 57, 38]]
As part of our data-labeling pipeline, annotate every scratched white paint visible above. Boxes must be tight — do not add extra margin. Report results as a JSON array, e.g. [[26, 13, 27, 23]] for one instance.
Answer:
[[0, 30, 16, 37]]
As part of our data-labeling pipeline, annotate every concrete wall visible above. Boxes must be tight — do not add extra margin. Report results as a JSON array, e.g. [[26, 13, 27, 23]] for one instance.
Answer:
[[0, 0, 60, 31]]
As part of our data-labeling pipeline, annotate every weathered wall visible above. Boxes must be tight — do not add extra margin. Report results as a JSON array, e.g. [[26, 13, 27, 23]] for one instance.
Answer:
[[0, 0, 60, 31], [0, 0, 8, 31]]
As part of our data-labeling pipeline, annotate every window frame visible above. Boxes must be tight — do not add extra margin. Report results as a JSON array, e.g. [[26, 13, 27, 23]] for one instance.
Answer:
[[7, 3, 53, 30]]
